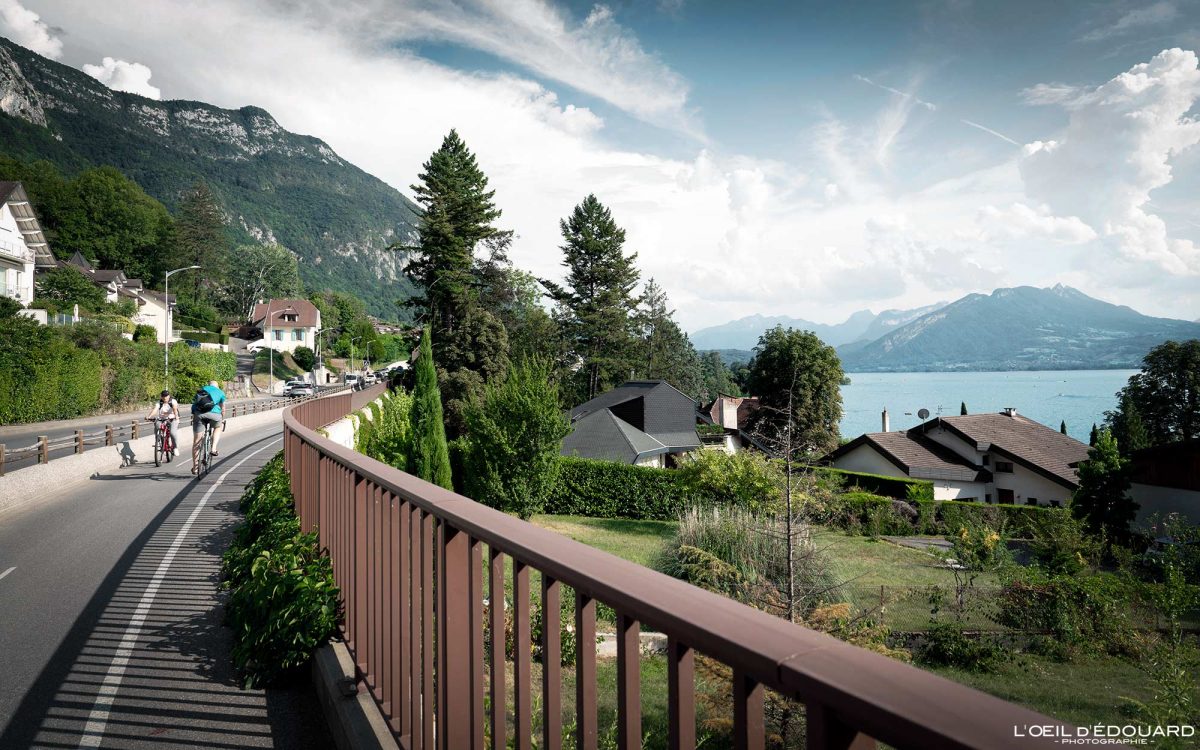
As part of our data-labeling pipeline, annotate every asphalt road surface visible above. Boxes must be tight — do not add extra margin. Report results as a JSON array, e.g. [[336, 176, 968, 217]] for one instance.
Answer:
[[0, 419, 332, 749]]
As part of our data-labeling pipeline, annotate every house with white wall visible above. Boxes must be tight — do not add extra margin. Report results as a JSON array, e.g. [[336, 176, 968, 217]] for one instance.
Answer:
[[250, 298, 322, 354], [823, 409, 1091, 507], [1129, 441, 1200, 527], [0, 181, 54, 307]]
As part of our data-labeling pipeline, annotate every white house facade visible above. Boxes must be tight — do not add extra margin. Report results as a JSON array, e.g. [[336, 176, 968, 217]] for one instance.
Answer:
[[824, 410, 1092, 507], [251, 298, 322, 354], [0, 182, 54, 307]]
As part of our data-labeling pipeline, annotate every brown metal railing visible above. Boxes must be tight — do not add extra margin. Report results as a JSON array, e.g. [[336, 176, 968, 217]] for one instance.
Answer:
[[284, 391, 1093, 750]]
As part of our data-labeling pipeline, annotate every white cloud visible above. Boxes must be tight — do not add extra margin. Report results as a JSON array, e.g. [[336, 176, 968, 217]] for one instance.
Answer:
[[1021, 82, 1087, 107], [0, 0, 61, 58], [1019, 48, 1200, 277], [977, 203, 1098, 244], [311, 0, 700, 138], [82, 56, 161, 99], [1081, 1, 1178, 42]]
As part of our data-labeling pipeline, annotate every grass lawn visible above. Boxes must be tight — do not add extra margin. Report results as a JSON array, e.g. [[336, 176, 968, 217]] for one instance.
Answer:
[[251, 349, 302, 389], [928, 654, 1155, 729], [531, 515, 677, 568]]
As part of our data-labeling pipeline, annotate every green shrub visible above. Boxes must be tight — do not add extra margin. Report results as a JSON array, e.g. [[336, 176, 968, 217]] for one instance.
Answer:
[[809, 466, 933, 500], [132, 324, 158, 342], [222, 453, 341, 687], [916, 621, 1006, 672], [546, 456, 703, 519], [676, 449, 783, 513], [821, 491, 1072, 540], [356, 389, 413, 468], [177, 329, 229, 345], [993, 569, 1138, 655], [292, 345, 316, 372]]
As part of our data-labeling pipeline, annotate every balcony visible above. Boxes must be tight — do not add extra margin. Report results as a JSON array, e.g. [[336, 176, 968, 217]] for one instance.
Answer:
[[0, 236, 34, 265]]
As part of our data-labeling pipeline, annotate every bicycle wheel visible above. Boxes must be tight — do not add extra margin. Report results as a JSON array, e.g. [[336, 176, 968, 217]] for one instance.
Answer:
[[202, 426, 213, 476], [154, 427, 162, 467]]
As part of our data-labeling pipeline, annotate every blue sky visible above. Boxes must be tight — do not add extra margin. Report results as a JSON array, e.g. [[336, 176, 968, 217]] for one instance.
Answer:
[[5, 0, 1200, 329]]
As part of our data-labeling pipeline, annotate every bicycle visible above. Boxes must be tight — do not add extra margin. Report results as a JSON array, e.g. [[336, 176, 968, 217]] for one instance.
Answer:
[[196, 418, 225, 478], [150, 416, 176, 467]]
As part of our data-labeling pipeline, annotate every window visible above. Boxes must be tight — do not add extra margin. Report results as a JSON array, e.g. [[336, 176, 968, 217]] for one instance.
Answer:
[[984, 493, 992, 503], [981, 455, 990, 466], [283, 313, 298, 322], [1050, 500, 1062, 508], [274, 329, 283, 341], [995, 461, 1014, 473], [1026, 497, 1039, 506], [293, 328, 304, 341], [998, 488, 1014, 504]]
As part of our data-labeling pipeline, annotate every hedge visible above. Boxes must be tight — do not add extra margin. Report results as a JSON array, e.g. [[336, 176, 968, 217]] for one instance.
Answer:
[[178, 329, 229, 345], [827, 493, 1070, 538], [808, 466, 934, 502], [222, 453, 341, 687], [544, 456, 705, 520]]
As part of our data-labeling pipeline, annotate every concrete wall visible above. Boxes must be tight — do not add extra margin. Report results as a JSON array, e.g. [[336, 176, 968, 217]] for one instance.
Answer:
[[1131, 483, 1200, 528], [931, 480, 986, 501], [991, 462, 1073, 507]]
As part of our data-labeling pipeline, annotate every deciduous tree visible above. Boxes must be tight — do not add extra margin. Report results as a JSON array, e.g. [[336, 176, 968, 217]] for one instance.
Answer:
[[1072, 429, 1137, 543], [1105, 339, 1200, 447], [745, 326, 844, 456]]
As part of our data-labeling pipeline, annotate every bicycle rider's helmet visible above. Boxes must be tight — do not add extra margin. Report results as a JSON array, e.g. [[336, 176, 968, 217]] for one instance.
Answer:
[[161, 389, 171, 398]]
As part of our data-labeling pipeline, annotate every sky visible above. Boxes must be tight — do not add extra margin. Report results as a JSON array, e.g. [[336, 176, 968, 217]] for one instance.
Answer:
[[3, 0, 1200, 331]]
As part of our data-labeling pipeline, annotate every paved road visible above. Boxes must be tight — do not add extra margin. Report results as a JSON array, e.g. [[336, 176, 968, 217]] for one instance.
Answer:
[[0, 419, 332, 749]]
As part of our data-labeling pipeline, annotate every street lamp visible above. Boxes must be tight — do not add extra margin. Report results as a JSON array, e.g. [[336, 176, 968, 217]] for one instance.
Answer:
[[163, 265, 201, 388], [349, 336, 362, 379]]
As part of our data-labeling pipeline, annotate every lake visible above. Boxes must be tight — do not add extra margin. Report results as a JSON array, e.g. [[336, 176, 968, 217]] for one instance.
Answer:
[[839, 370, 1137, 442]]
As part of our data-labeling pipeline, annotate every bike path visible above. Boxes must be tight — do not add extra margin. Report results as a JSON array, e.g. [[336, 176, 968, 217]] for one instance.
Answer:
[[0, 420, 332, 749]]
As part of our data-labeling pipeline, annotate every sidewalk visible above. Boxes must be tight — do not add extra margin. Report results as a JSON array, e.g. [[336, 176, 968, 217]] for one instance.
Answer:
[[0, 394, 277, 440]]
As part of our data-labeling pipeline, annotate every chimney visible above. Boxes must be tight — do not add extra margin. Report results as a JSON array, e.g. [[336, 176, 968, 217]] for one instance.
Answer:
[[881, 408, 890, 432], [1002, 407, 1017, 418]]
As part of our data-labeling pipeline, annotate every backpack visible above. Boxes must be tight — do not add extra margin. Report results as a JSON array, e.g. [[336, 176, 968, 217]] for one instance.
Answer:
[[193, 388, 215, 415]]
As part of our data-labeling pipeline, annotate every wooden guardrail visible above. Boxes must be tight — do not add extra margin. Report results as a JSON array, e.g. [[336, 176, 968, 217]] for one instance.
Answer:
[[0, 385, 354, 476], [283, 388, 1101, 750]]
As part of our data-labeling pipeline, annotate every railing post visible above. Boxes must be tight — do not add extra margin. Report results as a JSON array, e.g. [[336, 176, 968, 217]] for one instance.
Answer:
[[131, 420, 139, 440], [616, 613, 641, 750], [0, 444, 6, 477], [438, 524, 473, 749], [38, 435, 48, 464], [75, 429, 84, 455], [105, 425, 114, 446], [806, 704, 876, 750]]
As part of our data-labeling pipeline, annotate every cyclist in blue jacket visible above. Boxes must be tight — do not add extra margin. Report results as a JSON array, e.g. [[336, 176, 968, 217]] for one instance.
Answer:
[[191, 380, 227, 474]]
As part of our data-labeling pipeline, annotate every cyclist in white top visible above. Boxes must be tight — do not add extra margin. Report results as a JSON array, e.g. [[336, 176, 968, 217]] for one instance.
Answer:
[[146, 389, 180, 452]]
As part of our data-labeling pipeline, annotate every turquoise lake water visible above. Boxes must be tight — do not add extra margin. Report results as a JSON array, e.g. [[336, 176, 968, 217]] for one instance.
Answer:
[[838, 370, 1137, 442]]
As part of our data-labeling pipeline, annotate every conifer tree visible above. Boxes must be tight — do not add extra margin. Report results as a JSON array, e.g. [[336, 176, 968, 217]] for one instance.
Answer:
[[1060, 420, 1068, 435], [408, 328, 452, 490], [1072, 430, 1137, 543], [633, 278, 703, 397], [960, 401, 968, 415], [1090, 423, 1100, 446], [406, 129, 503, 338], [546, 194, 640, 401], [173, 181, 228, 305]]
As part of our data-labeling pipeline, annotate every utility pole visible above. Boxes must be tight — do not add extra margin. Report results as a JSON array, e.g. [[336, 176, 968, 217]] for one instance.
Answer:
[[265, 299, 275, 397], [163, 265, 200, 389]]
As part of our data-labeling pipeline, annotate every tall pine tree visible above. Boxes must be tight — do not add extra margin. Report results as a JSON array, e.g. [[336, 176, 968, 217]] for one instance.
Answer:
[[409, 328, 452, 490], [546, 194, 640, 402], [173, 181, 228, 307], [406, 129, 503, 337], [633, 278, 703, 398]]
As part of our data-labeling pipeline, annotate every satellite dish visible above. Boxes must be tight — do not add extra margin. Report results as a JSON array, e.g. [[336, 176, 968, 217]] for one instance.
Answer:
[[917, 408, 931, 420]]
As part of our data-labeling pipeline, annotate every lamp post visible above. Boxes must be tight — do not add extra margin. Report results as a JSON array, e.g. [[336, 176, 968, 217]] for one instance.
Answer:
[[349, 336, 362, 379], [264, 299, 276, 397], [163, 265, 201, 388]]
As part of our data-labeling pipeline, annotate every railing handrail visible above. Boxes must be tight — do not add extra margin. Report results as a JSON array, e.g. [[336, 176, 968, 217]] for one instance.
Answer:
[[283, 390, 1091, 750]]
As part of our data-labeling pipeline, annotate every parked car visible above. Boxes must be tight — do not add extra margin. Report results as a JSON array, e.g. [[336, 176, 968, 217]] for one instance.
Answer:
[[285, 381, 315, 397], [184, 339, 201, 348], [344, 374, 361, 388], [246, 340, 274, 353]]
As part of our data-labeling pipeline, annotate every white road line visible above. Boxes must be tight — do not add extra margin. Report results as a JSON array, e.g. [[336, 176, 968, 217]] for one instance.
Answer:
[[0, 566, 15, 581], [76, 437, 281, 748]]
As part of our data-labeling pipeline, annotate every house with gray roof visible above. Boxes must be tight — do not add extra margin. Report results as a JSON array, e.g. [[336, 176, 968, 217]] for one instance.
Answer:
[[823, 408, 1091, 507], [562, 380, 702, 467]]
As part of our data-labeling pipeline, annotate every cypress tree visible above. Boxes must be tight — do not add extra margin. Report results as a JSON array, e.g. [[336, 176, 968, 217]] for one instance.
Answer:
[[1060, 420, 1068, 435], [546, 194, 640, 401], [408, 328, 452, 490], [1089, 423, 1099, 446], [960, 401, 968, 415]]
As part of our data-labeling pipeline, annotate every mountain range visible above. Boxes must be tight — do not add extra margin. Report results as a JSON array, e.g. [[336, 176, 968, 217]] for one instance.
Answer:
[[0, 36, 418, 317], [696, 286, 1200, 372], [690, 302, 945, 351]]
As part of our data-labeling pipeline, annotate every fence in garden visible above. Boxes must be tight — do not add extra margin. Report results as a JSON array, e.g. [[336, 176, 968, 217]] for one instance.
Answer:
[[0, 386, 351, 476], [281, 387, 1084, 750], [838, 584, 1200, 635]]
